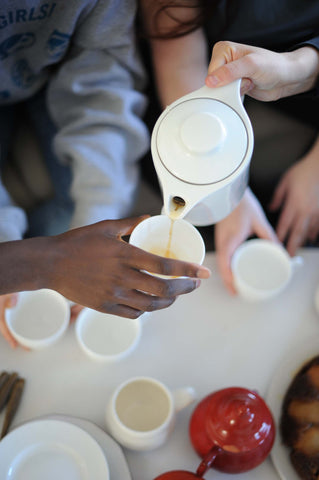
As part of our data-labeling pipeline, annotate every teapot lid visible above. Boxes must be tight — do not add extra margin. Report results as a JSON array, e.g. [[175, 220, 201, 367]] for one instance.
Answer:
[[190, 387, 274, 455], [153, 94, 249, 186]]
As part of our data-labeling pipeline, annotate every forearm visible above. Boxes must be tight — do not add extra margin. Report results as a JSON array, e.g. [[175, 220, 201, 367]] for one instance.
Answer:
[[301, 133, 319, 168], [308, 133, 319, 154], [0, 237, 56, 294], [48, 47, 148, 226], [282, 46, 319, 96], [150, 28, 208, 107]]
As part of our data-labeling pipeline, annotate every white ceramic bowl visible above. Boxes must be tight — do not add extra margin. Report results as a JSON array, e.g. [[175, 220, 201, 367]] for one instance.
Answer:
[[5, 289, 70, 349], [75, 308, 143, 362]]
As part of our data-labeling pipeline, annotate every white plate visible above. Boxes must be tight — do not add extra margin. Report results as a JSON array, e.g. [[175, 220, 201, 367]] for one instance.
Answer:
[[0, 419, 109, 480], [266, 334, 319, 480], [47, 415, 132, 479]]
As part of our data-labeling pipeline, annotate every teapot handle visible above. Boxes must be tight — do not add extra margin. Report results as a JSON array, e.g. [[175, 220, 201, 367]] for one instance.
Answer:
[[165, 79, 250, 130], [192, 79, 242, 109], [196, 446, 222, 477]]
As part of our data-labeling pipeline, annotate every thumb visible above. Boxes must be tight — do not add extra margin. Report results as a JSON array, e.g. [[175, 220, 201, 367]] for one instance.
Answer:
[[5, 293, 18, 309], [269, 177, 288, 211], [206, 55, 252, 88], [0, 295, 19, 348], [254, 219, 279, 243], [206, 63, 238, 87], [216, 235, 244, 295]]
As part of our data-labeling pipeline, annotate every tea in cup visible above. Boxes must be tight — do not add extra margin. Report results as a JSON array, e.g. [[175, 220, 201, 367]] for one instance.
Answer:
[[129, 215, 205, 277], [105, 376, 196, 451], [231, 239, 303, 301]]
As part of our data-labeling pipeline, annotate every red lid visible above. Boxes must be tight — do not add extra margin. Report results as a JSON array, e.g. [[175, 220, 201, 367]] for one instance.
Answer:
[[190, 387, 275, 456], [155, 388, 275, 480], [154, 471, 202, 480], [208, 387, 273, 450]]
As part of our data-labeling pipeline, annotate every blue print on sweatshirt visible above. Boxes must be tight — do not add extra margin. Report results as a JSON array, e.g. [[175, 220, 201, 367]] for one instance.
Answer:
[[0, 33, 35, 59], [0, 4, 57, 29], [12, 59, 35, 88], [46, 30, 70, 58]]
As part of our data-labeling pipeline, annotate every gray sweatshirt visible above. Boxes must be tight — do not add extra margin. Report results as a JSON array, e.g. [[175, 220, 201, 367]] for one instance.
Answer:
[[0, 0, 149, 241]]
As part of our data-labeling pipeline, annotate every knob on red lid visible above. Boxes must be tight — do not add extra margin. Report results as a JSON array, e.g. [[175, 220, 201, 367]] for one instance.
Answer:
[[190, 388, 273, 455]]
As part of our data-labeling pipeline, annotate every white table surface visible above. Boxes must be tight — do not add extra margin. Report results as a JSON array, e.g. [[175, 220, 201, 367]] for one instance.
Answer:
[[1, 248, 319, 480]]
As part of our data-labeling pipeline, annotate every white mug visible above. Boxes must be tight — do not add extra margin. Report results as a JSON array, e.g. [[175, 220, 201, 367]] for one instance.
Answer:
[[231, 239, 303, 301], [129, 215, 205, 277], [105, 376, 196, 451]]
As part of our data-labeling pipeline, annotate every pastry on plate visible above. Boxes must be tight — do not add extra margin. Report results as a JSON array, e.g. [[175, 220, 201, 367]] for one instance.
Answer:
[[281, 355, 319, 480]]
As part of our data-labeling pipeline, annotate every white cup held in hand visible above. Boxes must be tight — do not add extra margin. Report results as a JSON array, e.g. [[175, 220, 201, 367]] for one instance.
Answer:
[[105, 376, 196, 451], [231, 239, 303, 301], [129, 215, 205, 277]]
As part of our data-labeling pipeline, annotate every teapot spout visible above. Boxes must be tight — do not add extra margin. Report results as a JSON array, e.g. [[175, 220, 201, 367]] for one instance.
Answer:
[[163, 195, 194, 220]]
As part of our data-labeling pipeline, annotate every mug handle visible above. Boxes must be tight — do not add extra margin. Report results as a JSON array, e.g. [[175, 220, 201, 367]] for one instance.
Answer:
[[291, 255, 304, 270], [172, 387, 196, 412], [196, 446, 222, 477]]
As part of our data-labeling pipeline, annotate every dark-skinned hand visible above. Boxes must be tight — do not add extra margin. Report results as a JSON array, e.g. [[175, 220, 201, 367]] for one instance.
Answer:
[[47, 216, 211, 319]]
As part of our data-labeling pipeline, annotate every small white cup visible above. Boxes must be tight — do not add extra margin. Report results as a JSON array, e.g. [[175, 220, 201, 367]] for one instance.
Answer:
[[129, 215, 205, 276], [75, 308, 147, 362], [5, 289, 70, 349], [231, 239, 303, 301], [105, 376, 196, 451]]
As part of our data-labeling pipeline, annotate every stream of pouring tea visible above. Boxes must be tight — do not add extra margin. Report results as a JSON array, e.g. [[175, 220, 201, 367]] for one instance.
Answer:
[[150, 218, 176, 259], [150, 202, 184, 259]]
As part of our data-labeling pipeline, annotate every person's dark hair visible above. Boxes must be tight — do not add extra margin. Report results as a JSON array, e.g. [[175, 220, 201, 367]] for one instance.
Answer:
[[140, 0, 219, 39]]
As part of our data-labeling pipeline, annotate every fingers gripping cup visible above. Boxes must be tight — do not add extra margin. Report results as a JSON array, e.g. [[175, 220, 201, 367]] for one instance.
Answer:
[[129, 215, 205, 277]]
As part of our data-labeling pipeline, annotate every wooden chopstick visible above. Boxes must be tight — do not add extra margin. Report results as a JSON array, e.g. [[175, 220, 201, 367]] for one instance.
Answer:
[[1, 377, 25, 439], [0, 372, 9, 391], [0, 371, 26, 439], [0, 372, 18, 413]]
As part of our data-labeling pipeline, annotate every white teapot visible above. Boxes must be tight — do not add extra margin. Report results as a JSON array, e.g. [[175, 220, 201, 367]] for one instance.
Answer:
[[151, 79, 254, 225]]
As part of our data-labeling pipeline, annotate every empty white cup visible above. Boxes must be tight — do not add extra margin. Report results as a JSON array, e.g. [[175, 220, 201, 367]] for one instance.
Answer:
[[5, 289, 70, 349], [129, 215, 205, 277], [75, 308, 146, 362], [231, 239, 303, 301], [105, 376, 196, 451]]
